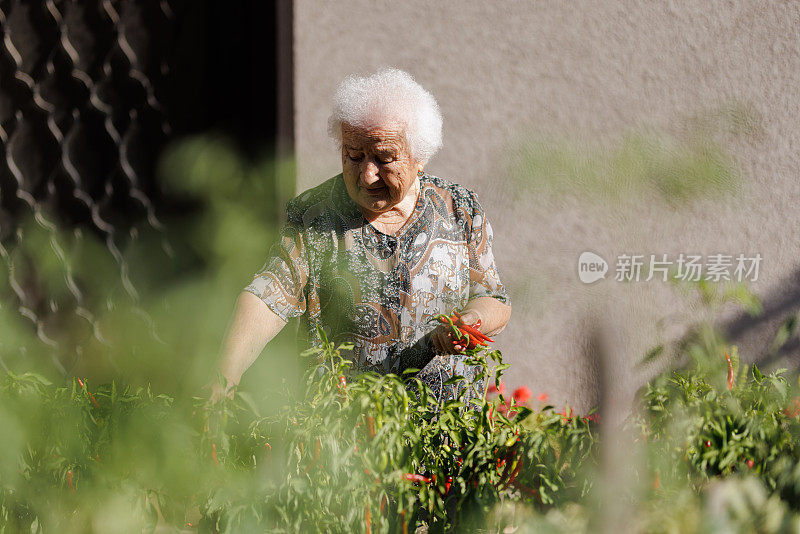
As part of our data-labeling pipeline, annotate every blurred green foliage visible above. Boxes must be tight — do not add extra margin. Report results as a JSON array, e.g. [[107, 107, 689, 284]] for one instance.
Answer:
[[2, 281, 800, 532], [509, 102, 762, 206], [0, 331, 599, 532], [3, 128, 800, 533]]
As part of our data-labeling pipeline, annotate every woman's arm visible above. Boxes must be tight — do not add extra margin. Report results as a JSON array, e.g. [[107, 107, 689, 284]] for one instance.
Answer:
[[459, 296, 511, 336], [210, 291, 287, 402]]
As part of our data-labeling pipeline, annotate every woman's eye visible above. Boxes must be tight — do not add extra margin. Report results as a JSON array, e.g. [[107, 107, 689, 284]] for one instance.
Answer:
[[377, 156, 395, 164], [346, 153, 363, 162]]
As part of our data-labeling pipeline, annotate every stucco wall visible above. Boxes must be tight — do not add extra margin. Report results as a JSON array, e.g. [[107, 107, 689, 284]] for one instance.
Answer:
[[291, 0, 800, 412]]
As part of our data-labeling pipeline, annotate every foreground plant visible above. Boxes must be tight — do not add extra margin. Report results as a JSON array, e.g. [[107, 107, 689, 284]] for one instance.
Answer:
[[249, 329, 596, 533], [3, 280, 800, 532]]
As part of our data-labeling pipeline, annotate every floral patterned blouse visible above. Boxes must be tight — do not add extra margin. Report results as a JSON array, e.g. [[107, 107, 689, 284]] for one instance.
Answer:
[[244, 172, 508, 403]]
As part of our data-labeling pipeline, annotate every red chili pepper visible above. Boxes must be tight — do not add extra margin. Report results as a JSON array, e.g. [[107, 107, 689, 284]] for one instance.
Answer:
[[451, 325, 464, 339], [783, 397, 800, 417], [466, 332, 484, 349], [511, 479, 540, 500], [495, 455, 515, 490], [453, 315, 492, 340], [705, 440, 712, 448], [77, 378, 100, 408], [503, 460, 523, 490], [302, 438, 322, 475], [365, 506, 371, 534], [513, 387, 532, 404], [445, 476, 452, 493], [438, 314, 460, 331], [402, 473, 431, 484], [380, 494, 387, 516], [487, 382, 505, 395], [558, 407, 573, 423], [453, 331, 484, 350], [438, 315, 463, 339], [366, 416, 375, 438], [747, 459, 754, 469], [211, 443, 219, 466], [66, 469, 75, 492], [456, 322, 493, 343], [438, 312, 497, 349], [401, 511, 408, 534], [725, 352, 734, 390]]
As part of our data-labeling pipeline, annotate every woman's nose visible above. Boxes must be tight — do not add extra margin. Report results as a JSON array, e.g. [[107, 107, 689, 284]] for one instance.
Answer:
[[360, 160, 380, 184]]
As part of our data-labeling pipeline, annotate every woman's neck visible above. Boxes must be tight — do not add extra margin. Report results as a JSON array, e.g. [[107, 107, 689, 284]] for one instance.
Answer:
[[362, 178, 421, 235]]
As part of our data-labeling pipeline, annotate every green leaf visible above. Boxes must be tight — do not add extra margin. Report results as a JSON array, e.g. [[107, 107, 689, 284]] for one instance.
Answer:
[[443, 376, 465, 386], [640, 344, 665, 366], [513, 407, 533, 423], [770, 313, 798, 354], [752, 364, 763, 383]]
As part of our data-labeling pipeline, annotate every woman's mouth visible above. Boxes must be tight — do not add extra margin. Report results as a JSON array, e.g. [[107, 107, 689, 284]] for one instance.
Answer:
[[363, 186, 388, 196]]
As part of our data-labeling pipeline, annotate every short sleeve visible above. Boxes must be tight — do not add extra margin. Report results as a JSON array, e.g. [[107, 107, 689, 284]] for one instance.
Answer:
[[466, 193, 509, 304], [243, 217, 310, 321]]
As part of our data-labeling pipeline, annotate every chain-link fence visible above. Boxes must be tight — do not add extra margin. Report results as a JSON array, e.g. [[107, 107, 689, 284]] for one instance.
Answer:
[[0, 0, 291, 375]]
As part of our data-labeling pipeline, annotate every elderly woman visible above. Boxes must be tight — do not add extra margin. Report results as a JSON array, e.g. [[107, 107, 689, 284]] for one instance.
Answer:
[[214, 68, 510, 403]]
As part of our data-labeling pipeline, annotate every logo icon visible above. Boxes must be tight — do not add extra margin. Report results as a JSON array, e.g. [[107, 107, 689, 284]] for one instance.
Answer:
[[578, 252, 608, 284]]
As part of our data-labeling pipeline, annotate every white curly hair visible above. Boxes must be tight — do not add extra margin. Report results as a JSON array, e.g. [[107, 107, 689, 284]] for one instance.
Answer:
[[327, 68, 443, 164]]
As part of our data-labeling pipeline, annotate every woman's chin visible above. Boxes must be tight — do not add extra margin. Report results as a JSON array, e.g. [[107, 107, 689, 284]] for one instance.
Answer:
[[358, 195, 390, 212]]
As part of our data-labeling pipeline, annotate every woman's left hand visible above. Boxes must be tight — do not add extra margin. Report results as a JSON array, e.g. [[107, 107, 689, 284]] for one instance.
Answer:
[[429, 311, 482, 354]]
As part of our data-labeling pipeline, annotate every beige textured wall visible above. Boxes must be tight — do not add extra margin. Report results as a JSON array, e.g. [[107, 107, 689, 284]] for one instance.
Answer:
[[292, 0, 800, 412]]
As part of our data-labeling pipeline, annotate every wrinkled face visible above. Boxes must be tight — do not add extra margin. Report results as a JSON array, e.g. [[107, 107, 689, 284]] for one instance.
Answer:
[[341, 122, 424, 216]]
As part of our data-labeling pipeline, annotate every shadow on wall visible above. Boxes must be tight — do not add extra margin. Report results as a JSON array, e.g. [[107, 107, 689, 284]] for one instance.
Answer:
[[722, 267, 800, 370]]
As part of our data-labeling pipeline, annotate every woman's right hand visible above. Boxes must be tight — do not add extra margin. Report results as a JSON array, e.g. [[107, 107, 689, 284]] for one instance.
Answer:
[[207, 378, 235, 404]]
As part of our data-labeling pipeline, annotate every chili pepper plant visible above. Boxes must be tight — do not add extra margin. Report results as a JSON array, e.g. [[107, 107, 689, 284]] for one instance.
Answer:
[[2, 275, 800, 532]]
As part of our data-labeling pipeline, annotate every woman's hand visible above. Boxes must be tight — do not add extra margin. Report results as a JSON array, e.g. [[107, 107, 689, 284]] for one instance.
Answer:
[[207, 379, 235, 404], [210, 292, 287, 404], [430, 324, 466, 354], [429, 311, 482, 354]]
